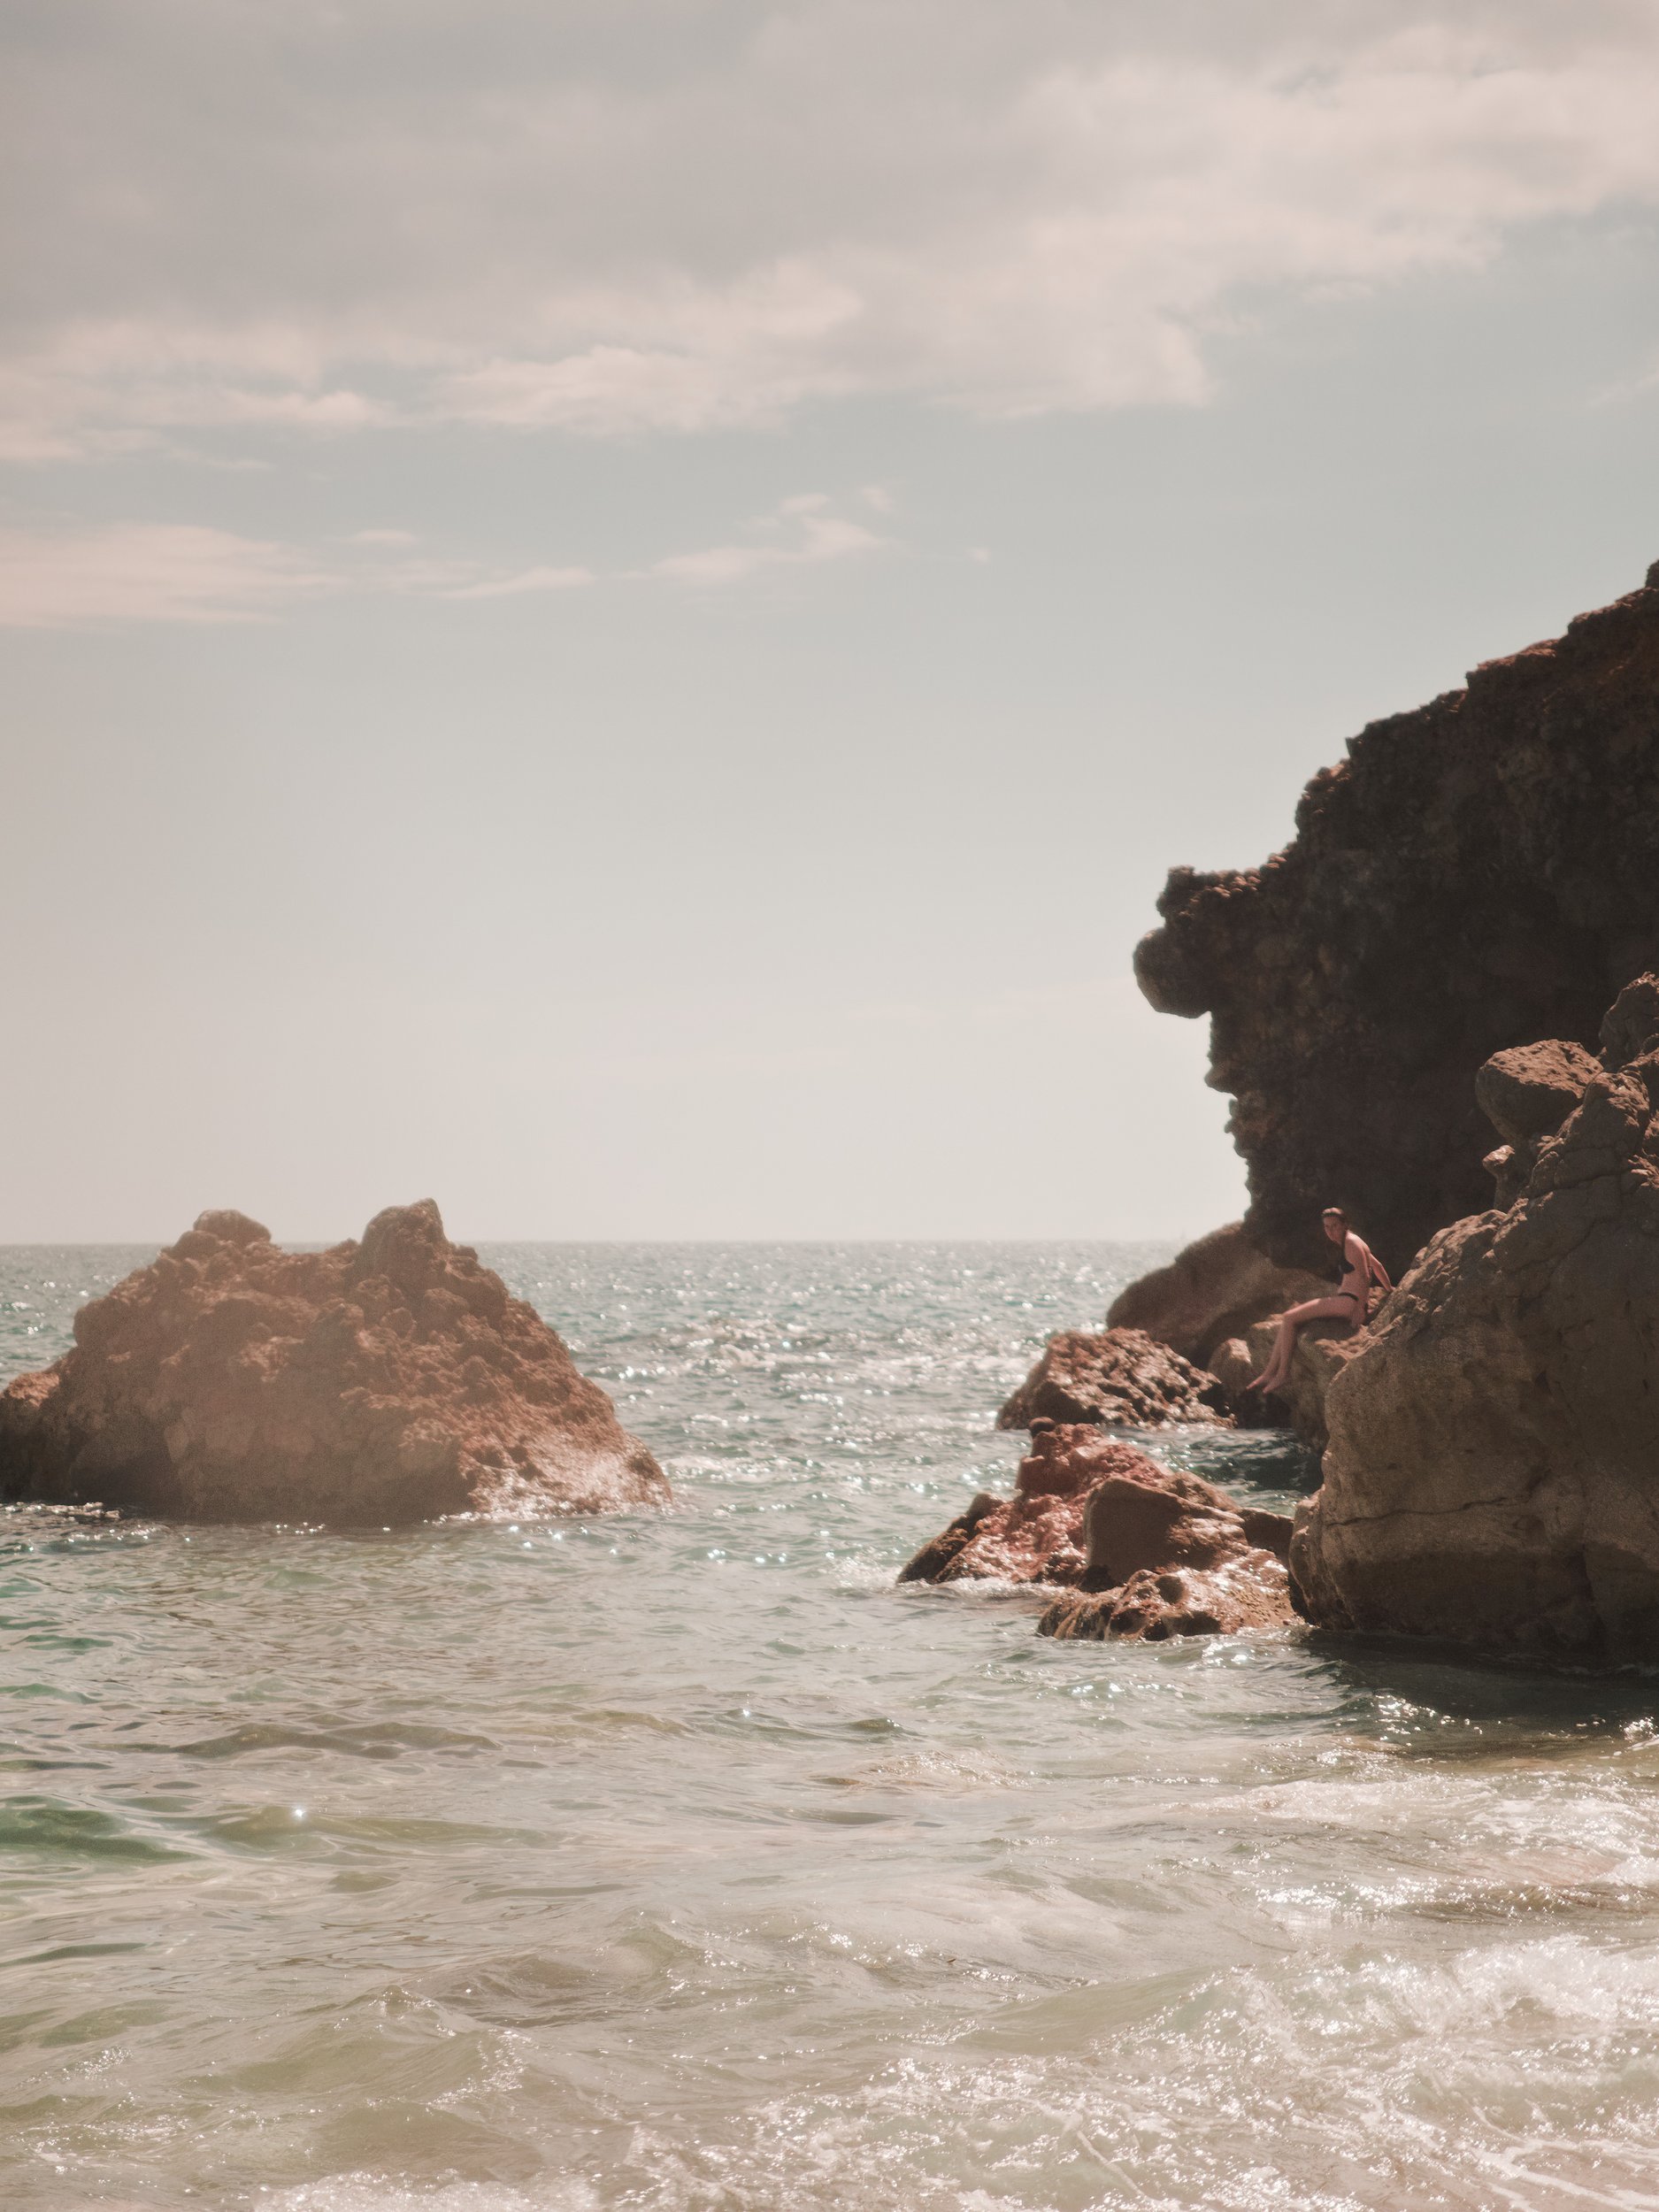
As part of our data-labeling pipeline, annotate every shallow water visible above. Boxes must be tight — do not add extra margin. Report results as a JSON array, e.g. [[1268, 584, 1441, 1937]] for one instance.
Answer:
[[3, 1240, 1659, 2212]]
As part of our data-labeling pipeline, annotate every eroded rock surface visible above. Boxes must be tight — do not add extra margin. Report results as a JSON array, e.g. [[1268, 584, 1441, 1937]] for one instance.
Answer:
[[900, 1424, 1292, 1640], [1105, 1222, 1327, 1364], [996, 1327, 1228, 1431], [1134, 565, 1659, 1273], [0, 1202, 669, 1525], [1291, 977, 1659, 1659]]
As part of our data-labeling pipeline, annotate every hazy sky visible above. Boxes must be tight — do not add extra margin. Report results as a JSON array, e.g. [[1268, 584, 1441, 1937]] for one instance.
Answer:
[[6, 1, 1659, 1241]]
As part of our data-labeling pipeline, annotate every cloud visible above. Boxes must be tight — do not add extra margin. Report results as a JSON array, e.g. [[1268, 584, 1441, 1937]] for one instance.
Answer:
[[0, 491, 884, 626], [443, 564, 595, 599], [7, 4, 1659, 455], [647, 495, 890, 587], [0, 522, 333, 626]]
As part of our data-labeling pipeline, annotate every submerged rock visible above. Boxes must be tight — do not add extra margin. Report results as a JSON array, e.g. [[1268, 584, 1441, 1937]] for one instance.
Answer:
[[1134, 563, 1659, 1274], [1290, 977, 1659, 1659], [995, 1327, 1229, 1431], [900, 1423, 1292, 1640], [1105, 1222, 1327, 1364], [0, 1202, 669, 1525]]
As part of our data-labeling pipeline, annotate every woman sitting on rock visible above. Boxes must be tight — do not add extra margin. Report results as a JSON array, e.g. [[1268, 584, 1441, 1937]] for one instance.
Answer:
[[1248, 1207, 1392, 1400]]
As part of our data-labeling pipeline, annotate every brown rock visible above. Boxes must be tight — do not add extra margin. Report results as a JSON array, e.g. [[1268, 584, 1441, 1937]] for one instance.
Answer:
[[996, 1326, 1228, 1431], [1290, 976, 1659, 1659], [900, 1424, 1293, 1641], [1105, 1222, 1328, 1363], [897, 1427, 1165, 1586], [0, 1202, 669, 1525], [1133, 563, 1659, 1275], [1477, 1039, 1601, 1206], [1037, 1454, 1293, 1639]]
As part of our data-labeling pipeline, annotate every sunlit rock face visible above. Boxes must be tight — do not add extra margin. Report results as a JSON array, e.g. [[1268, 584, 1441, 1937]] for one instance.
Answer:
[[0, 1201, 669, 1525], [1292, 977, 1659, 1660], [1135, 565, 1659, 1277]]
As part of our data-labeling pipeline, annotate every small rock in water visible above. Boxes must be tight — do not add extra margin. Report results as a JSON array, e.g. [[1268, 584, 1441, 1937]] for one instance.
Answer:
[[899, 1423, 1293, 1640]]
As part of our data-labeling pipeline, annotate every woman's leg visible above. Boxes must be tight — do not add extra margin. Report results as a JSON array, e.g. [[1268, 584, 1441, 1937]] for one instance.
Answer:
[[1251, 1296, 1354, 1393]]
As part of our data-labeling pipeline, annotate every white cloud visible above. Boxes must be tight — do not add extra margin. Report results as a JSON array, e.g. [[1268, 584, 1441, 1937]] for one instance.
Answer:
[[648, 497, 889, 587], [0, 523, 333, 627], [0, 492, 884, 626], [443, 564, 595, 599], [7, 5, 1659, 453]]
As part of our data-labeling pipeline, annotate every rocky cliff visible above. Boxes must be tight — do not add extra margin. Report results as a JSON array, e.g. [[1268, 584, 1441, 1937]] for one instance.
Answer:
[[1290, 978, 1659, 1660], [1135, 564, 1659, 1273], [0, 1202, 669, 1525]]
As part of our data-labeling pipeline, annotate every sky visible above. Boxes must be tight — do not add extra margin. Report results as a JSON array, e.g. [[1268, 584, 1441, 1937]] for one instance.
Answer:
[[5, 0, 1659, 1243]]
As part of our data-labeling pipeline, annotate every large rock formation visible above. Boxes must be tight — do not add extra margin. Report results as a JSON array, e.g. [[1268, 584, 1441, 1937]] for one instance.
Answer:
[[900, 1424, 1292, 1639], [1290, 977, 1659, 1660], [1104, 1222, 1327, 1363], [1135, 564, 1659, 1274], [0, 1202, 669, 1525], [996, 1327, 1229, 1431]]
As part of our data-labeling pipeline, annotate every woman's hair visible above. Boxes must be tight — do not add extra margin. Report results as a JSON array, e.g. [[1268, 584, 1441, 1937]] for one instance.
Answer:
[[1320, 1206, 1348, 1223]]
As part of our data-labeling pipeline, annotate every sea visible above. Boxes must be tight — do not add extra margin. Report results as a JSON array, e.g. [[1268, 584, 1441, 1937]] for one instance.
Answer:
[[4, 1240, 1659, 2212]]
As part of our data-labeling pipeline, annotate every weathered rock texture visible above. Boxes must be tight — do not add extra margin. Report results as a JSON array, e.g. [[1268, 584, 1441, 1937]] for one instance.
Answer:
[[1135, 565, 1659, 1274], [996, 1327, 1229, 1431], [0, 1202, 669, 1525], [1478, 1038, 1601, 1208], [899, 1425, 1292, 1640], [1105, 1222, 1328, 1363], [1290, 977, 1659, 1659], [1039, 1556, 1293, 1642]]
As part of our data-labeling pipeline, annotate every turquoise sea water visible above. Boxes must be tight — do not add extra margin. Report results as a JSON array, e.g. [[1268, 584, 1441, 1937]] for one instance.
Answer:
[[4, 1240, 1659, 2211]]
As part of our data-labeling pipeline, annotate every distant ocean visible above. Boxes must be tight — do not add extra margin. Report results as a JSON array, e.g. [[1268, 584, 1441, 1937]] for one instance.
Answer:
[[3, 1240, 1658, 2211]]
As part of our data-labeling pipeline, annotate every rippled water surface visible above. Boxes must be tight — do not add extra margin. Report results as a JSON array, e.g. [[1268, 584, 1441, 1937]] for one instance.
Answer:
[[4, 1241, 1659, 2212]]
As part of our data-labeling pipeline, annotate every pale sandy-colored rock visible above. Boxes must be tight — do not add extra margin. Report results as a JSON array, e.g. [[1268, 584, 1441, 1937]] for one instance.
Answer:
[[0, 1202, 668, 1525]]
